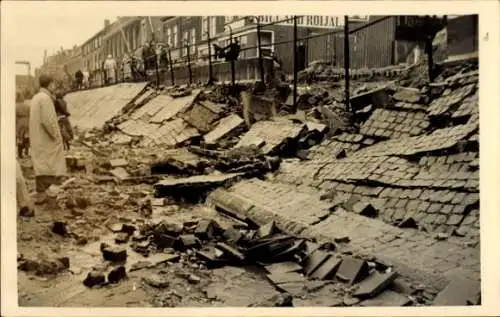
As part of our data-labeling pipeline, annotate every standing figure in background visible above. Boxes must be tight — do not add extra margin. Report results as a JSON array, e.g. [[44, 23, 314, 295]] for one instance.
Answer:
[[16, 92, 30, 159], [82, 67, 90, 89], [104, 55, 117, 85], [54, 90, 74, 150], [75, 70, 83, 90], [142, 43, 150, 72], [29, 75, 67, 203]]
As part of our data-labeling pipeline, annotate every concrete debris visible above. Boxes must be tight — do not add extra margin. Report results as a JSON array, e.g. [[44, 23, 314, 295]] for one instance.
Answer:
[[203, 114, 245, 145], [153, 173, 243, 201], [432, 276, 480, 306], [248, 293, 293, 307], [336, 256, 370, 285], [143, 274, 170, 288], [353, 271, 399, 299], [18, 256, 70, 276], [359, 290, 413, 306]]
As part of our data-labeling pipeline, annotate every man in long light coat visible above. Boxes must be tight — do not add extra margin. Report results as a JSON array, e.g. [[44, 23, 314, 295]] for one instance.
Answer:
[[104, 54, 117, 85], [29, 75, 67, 202]]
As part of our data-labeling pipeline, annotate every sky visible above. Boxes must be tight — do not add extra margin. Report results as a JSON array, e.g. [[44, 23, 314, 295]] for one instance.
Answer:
[[7, 6, 115, 75]]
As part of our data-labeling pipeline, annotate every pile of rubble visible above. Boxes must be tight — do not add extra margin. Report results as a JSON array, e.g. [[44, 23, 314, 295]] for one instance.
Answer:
[[298, 60, 412, 84], [79, 205, 421, 307], [36, 55, 480, 307]]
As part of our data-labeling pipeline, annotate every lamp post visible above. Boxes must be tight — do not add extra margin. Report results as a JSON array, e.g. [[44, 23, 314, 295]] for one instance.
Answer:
[[184, 39, 192, 86], [226, 25, 236, 87], [255, 16, 265, 84], [207, 17, 213, 84]]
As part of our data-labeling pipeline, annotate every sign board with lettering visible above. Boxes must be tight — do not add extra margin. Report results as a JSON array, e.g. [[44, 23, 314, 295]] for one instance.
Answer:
[[254, 15, 369, 29]]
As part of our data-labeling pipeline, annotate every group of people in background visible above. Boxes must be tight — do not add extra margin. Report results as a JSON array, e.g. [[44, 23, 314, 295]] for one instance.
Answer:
[[16, 74, 74, 216]]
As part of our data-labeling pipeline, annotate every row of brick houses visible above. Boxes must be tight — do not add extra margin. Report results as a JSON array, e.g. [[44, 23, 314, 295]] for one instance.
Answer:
[[37, 15, 477, 87]]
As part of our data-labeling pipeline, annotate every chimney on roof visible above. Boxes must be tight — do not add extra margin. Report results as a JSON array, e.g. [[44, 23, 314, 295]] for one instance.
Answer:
[[104, 19, 111, 29]]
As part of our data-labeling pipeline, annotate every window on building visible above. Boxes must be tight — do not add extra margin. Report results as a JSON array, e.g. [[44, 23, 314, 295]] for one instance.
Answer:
[[142, 20, 147, 44], [260, 31, 273, 57], [167, 28, 172, 47], [173, 25, 178, 48], [190, 29, 196, 54], [201, 17, 217, 39], [183, 31, 189, 56]]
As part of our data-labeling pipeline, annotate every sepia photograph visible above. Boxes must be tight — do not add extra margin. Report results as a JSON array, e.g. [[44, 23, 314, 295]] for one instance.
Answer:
[[2, 1, 498, 314]]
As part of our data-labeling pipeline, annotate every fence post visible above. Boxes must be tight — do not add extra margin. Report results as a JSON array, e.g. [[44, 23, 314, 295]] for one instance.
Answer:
[[344, 15, 351, 114], [155, 53, 160, 88], [186, 41, 192, 86], [168, 48, 175, 86], [292, 15, 298, 113], [257, 17, 265, 84], [207, 18, 213, 84]]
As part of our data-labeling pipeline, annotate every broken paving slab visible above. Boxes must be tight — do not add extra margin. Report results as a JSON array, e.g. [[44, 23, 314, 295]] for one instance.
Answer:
[[354, 123, 477, 157], [66, 83, 148, 130], [267, 271, 306, 285], [392, 86, 421, 103], [336, 256, 370, 285], [264, 261, 303, 275], [150, 89, 200, 124], [310, 256, 343, 280], [153, 173, 242, 197], [353, 271, 399, 299], [302, 249, 332, 276], [359, 290, 412, 306], [235, 120, 307, 155], [110, 167, 130, 181], [359, 108, 429, 139], [151, 148, 208, 175], [182, 101, 221, 133], [206, 188, 256, 223], [203, 114, 245, 145], [432, 276, 481, 306], [131, 94, 172, 120], [109, 158, 128, 168]]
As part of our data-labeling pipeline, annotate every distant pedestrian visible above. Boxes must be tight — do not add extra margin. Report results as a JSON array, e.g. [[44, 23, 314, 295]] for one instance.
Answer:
[[104, 55, 117, 84], [16, 92, 30, 158], [29, 74, 67, 203], [82, 67, 90, 89], [142, 43, 150, 72], [75, 70, 83, 89]]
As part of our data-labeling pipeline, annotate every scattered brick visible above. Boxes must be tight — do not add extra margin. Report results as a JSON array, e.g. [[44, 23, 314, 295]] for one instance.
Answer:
[[101, 243, 127, 262], [174, 235, 201, 251], [107, 265, 127, 284], [114, 232, 130, 244], [194, 219, 218, 240], [83, 270, 106, 288]]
